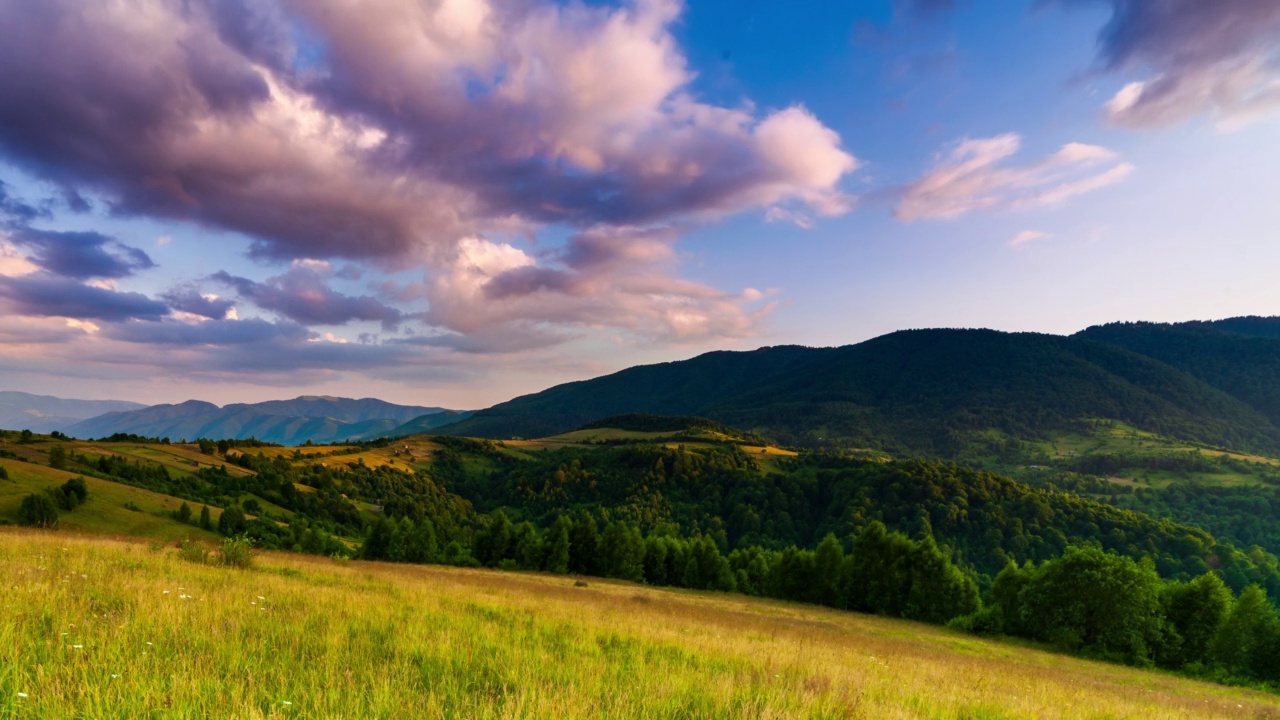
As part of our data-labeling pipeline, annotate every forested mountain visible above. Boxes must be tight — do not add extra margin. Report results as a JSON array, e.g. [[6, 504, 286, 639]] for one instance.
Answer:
[[433, 328, 1280, 456], [1077, 320, 1280, 427], [61, 396, 458, 445], [0, 391, 146, 433]]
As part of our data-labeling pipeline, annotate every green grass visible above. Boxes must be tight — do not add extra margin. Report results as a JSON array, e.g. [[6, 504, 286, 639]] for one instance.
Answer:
[[3, 530, 1278, 720], [0, 458, 220, 543]]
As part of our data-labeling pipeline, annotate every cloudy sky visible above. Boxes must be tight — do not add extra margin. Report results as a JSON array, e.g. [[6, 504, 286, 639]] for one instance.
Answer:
[[0, 0, 1277, 408]]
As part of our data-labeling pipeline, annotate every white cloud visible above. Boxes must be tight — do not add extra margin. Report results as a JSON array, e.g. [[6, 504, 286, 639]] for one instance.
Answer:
[[895, 133, 1132, 222], [1007, 230, 1049, 248]]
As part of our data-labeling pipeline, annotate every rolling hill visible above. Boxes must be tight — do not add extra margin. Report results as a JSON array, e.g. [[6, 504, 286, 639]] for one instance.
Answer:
[[432, 327, 1280, 456], [61, 395, 461, 445]]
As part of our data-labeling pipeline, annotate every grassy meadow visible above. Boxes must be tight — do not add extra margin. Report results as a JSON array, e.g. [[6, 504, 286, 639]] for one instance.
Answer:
[[3, 530, 1278, 720]]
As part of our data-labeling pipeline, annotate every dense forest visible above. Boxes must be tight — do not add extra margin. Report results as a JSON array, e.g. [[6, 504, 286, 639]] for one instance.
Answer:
[[433, 327, 1280, 456]]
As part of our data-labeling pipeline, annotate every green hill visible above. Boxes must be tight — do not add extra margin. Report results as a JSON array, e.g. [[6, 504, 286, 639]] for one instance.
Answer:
[[435, 328, 1280, 456]]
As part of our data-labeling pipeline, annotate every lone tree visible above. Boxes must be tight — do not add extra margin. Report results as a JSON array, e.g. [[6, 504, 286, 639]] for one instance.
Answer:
[[18, 493, 59, 528]]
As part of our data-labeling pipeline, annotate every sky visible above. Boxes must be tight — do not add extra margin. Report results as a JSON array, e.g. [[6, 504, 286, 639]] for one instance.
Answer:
[[0, 0, 1277, 409]]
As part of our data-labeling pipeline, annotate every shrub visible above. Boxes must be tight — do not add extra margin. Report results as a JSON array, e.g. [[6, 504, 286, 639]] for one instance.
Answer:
[[178, 539, 212, 565], [17, 493, 58, 528], [220, 535, 255, 568], [0, 465, 8, 480], [123, 501, 142, 512]]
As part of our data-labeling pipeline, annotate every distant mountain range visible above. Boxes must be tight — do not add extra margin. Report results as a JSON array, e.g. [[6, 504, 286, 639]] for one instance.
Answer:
[[48, 396, 470, 446], [0, 392, 147, 433], [8, 316, 1280, 453], [433, 317, 1280, 457]]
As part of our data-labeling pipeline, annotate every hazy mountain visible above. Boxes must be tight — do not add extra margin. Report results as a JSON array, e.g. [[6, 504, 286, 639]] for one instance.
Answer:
[[64, 396, 457, 445], [0, 391, 148, 433], [434, 327, 1280, 456]]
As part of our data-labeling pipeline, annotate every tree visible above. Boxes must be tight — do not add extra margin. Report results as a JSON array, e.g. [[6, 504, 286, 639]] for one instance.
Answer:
[[218, 504, 247, 536], [812, 533, 846, 609], [242, 498, 262, 515], [545, 516, 571, 574], [599, 522, 644, 582], [1020, 547, 1164, 663], [403, 518, 438, 564], [48, 444, 67, 470], [18, 493, 58, 528], [569, 512, 599, 576], [55, 477, 88, 510], [199, 505, 213, 530], [177, 502, 193, 524], [1158, 572, 1232, 668], [360, 517, 399, 560], [1210, 585, 1279, 678]]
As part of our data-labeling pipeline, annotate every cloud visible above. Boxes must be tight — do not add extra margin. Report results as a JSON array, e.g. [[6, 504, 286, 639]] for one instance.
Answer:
[[415, 229, 775, 352], [0, 273, 170, 321], [209, 262, 404, 329], [7, 227, 154, 279], [895, 0, 959, 20], [1007, 230, 1049, 248], [0, 180, 49, 223], [894, 133, 1133, 221], [0, 0, 857, 264], [1064, 0, 1280, 128], [764, 207, 814, 229], [161, 286, 236, 320]]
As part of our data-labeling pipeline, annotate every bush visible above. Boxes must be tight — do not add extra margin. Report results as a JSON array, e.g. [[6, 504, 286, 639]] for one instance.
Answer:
[[54, 477, 89, 510], [178, 539, 212, 565], [220, 535, 255, 568], [0, 465, 8, 480], [17, 493, 58, 528]]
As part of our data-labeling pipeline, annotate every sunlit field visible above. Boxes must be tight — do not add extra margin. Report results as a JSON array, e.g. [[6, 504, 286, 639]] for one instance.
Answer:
[[2, 530, 1276, 720]]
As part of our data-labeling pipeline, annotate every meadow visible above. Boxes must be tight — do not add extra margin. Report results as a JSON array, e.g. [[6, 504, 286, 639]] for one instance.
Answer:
[[3, 530, 1278, 720]]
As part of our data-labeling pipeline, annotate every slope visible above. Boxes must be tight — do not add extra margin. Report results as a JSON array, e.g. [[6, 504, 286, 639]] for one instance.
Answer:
[[1077, 319, 1280, 427], [435, 329, 1280, 456], [5, 531, 1272, 719]]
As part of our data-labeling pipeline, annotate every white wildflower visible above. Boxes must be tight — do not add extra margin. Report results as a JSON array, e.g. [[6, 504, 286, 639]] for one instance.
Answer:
[[72, 644, 83, 649], [16, 693, 28, 698]]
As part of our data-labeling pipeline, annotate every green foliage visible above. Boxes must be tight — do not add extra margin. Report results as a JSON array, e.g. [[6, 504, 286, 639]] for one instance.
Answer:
[[1019, 547, 1165, 663], [1158, 573, 1233, 669], [218, 504, 247, 536], [17, 492, 58, 528], [438, 328, 1280, 455], [179, 539, 212, 565], [53, 476, 88, 510], [199, 505, 212, 530], [219, 535, 255, 568], [47, 444, 67, 469]]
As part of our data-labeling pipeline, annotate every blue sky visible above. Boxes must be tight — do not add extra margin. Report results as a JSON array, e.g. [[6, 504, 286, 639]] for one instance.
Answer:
[[0, 0, 1276, 408]]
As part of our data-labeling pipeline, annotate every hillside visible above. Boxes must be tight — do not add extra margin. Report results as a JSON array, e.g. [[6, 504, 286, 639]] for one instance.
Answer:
[[61, 396, 459, 446], [0, 391, 146, 433], [434, 328, 1280, 456], [6, 532, 1273, 719], [1078, 320, 1280, 427]]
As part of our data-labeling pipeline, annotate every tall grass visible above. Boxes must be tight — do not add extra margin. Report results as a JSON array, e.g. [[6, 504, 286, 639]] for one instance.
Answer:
[[1, 529, 1276, 719]]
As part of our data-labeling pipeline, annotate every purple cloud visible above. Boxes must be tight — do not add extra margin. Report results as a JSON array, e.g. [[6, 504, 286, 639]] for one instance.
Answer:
[[8, 227, 154, 280], [0, 273, 169, 321], [0, 0, 856, 264], [210, 262, 404, 329], [1064, 0, 1280, 127], [161, 286, 236, 320]]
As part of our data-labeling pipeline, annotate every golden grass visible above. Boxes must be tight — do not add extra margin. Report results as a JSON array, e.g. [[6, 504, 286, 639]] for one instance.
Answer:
[[2, 530, 1276, 719]]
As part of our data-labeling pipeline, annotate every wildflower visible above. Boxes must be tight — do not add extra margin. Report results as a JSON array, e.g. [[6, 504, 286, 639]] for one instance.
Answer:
[[257, 596, 265, 600], [111, 674, 120, 679], [16, 693, 28, 698], [73, 644, 84, 649], [282, 701, 292, 706], [163, 590, 169, 595], [146, 642, 153, 646]]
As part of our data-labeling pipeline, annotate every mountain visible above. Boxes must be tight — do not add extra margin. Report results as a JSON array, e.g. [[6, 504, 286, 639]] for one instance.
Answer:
[[434, 327, 1280, 456], [63, 396, 458, 445], [374, 410, 476, 438], [0, 391, 147, 433], [1076, 318, 1280, 427]]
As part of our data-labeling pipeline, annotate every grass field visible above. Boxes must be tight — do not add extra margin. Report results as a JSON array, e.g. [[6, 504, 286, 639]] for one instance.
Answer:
[[0, 458, 220, 543], [2, 530, 1277, 720]]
